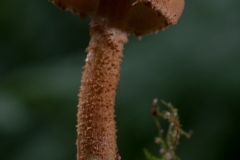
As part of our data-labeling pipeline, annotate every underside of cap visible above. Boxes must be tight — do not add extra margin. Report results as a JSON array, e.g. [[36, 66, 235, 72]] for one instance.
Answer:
[[128, 0, 185, 36], [50, 0, 184, 36], [49, 0, 99, 18]]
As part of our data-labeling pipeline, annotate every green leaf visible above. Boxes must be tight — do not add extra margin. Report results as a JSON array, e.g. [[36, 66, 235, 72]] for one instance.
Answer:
[[143, 149, 163, 160]]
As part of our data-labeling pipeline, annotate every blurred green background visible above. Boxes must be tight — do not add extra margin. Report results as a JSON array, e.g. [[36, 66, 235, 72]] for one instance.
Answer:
[[1, 0, 240, 160]]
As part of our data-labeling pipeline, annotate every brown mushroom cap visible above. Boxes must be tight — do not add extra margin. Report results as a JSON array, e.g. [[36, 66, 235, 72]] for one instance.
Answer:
[[49, 0, 99, 17], [128, 0, 185, 36], [50, 0, 184, 36]]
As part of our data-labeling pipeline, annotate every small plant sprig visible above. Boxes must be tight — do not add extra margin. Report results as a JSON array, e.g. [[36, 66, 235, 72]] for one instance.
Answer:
[[144, 99, 192, 160]]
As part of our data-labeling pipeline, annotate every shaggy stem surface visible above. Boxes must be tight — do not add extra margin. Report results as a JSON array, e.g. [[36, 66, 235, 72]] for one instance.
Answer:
[[77, 19, 128, 160]]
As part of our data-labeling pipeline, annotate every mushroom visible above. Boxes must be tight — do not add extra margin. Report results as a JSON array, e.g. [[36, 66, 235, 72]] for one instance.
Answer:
[[50, 0, 184, 160]]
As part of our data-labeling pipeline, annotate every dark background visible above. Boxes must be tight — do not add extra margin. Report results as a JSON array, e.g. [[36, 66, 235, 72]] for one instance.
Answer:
[[1, 0, 240, 160]]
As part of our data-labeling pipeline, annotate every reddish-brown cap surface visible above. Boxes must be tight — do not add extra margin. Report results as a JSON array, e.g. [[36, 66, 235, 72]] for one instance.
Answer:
[[128, 0, 185, 36], [49, 0, 99, 17], [50, 0, 184, 35]]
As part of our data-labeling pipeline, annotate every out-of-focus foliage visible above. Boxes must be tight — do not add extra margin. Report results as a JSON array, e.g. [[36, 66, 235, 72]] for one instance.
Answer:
[[145, 99, 192, 160], [1, 0, 240, 160]]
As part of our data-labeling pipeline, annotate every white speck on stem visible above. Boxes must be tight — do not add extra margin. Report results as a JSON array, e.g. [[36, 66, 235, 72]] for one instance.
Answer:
[[85, 52, 92, 62], [102, 140, 108, 146]]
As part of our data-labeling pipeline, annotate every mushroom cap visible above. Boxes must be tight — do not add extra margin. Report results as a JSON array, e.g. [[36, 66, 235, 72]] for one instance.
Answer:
[[128, 0, 185, 36], [49, 0, 99, 17], [50, 0, 184, 36]]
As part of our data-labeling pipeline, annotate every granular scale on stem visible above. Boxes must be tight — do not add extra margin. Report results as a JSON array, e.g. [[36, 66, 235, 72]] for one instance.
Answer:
[[77, 19, 128, 160]]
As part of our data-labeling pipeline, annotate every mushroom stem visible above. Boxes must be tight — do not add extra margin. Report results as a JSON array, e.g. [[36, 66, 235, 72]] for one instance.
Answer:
[[77, 19, 128, 160]]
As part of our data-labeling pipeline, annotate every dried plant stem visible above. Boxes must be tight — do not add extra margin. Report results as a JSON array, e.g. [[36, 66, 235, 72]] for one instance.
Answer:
[[76, 19, 128, 160]]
